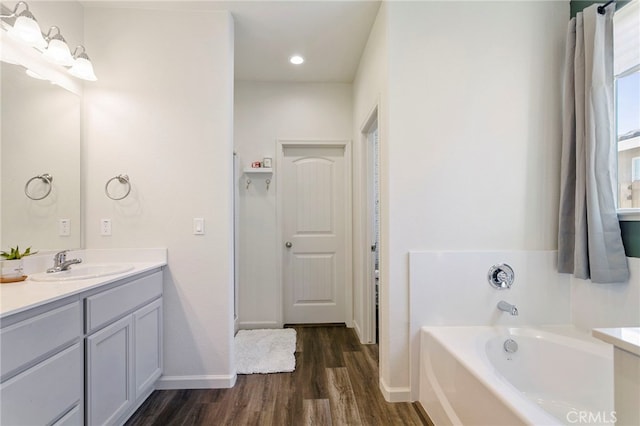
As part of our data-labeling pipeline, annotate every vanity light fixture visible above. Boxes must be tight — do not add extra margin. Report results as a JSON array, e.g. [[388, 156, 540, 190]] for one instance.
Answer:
[[68, 45, 97, 81], [1, 1, 46, 48], [42, 26, 74, 66], [1, 1, 97, 82], [289, 55, 304, 65]]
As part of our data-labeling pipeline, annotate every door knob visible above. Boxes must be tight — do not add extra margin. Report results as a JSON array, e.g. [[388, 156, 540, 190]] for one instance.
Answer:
[[285, 241, 293, 248]]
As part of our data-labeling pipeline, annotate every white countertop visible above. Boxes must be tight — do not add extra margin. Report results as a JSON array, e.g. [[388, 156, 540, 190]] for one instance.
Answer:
[[593, 327, 640, 357], [0, 249, 167, 319]]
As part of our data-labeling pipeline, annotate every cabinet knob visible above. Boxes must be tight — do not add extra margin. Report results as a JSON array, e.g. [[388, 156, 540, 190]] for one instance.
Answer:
[[285, 241, 293, 248]]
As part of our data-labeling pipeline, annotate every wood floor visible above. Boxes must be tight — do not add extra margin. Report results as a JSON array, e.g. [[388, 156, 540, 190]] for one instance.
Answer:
[[125, 325, 428, 426]]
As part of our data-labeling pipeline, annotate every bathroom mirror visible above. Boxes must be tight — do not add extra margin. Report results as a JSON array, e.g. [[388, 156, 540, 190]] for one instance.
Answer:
[[0, 61, 82, 251]]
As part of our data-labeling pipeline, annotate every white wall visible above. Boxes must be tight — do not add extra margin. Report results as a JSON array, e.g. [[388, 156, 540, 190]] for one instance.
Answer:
[[351, 0, 389, 379], [83, 6, 236, 388], [409, 249, 571, 399], [571, 257, 640, 330], [234, 81, 352, 328], [373, 1, 569, 400]]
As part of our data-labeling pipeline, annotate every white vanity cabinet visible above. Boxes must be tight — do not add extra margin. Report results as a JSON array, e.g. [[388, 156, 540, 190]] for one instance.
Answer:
[[0, 265, 164, 426], [85, 270, 163, 426], [0, 300, 84, 426]]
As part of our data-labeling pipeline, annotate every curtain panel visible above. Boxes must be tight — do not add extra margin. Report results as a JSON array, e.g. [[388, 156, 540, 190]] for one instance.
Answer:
[[558, 4, 630, 283]]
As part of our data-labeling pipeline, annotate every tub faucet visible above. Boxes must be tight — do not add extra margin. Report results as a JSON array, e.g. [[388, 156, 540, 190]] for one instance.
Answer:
[[497, 300, 518, 316], [47, 250, 82, 273]]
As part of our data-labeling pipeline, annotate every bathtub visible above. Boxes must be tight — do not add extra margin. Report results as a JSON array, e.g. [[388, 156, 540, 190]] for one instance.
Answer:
[[419, 326, 614, 426]]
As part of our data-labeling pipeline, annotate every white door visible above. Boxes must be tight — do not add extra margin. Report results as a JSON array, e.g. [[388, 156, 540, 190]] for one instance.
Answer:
[[281, 143, 350, 324]]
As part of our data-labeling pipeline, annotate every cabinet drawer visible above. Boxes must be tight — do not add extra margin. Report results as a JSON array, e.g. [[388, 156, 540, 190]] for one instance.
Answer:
[[86, 271, 162, 333], [0, 301, 81, 381], [0, 343, 83, 426]]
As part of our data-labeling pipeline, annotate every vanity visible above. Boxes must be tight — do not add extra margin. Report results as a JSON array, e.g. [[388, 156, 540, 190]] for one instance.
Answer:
[[0, 249, 166, 426], [593, 327, 640, 426]]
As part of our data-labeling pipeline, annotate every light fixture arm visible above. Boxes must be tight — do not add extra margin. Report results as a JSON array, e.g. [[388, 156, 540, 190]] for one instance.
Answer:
[[72, 45, 85, 56], [44, 25, 65, 42], [71, 44, 89, 59], [0, 1, 30, 18]]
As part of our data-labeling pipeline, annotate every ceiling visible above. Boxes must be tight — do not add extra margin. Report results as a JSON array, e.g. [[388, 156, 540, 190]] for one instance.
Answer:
[[82, 1, 382, 83]]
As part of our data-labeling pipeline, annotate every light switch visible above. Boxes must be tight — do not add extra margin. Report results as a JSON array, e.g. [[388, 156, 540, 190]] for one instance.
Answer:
[[193, 218, 205, 235]]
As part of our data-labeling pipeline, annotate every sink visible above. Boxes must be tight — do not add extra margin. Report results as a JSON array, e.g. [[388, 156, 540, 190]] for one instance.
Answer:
[[30, 264, 135, 282]]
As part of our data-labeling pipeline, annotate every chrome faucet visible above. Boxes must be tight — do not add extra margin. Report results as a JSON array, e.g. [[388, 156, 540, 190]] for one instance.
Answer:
[[497, 300, 518, 316], [46, 250, 82, 273]]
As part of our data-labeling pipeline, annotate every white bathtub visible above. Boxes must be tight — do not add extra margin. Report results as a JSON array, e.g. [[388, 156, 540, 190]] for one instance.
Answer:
[[419, 326, 615, 426]]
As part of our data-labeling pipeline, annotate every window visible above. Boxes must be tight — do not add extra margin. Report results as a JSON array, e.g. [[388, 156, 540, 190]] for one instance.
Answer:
[[615, 0, 640, 210]]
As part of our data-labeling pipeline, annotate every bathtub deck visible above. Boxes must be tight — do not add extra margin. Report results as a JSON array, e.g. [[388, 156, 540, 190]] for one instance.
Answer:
[[125, 325, 428, 425]]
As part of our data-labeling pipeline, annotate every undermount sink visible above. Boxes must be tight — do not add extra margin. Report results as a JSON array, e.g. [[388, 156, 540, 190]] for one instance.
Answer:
[[30, 264, 135, 282]]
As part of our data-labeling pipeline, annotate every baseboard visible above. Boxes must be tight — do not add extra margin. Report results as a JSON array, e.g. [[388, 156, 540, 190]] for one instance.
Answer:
[[353, 320, 373, 344], [155, 374, 237, 390], [237, 321, 281, 329], [353, 320, 364, 343], [379, 377, 412, 402]]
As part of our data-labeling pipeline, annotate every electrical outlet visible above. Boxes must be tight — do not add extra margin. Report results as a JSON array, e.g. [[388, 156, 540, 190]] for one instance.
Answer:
[[101, 219, 112, 236], [59, 219, 70, 236]]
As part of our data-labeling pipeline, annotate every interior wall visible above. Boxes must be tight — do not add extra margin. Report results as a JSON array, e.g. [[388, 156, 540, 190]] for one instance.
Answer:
[[380, 0, 569, 399], [234, 81, 352, 328], [571, 257, 640, 330], [83, 6, 236, 388], [351, 0, 389, 380], [408, 249, 571, 399]]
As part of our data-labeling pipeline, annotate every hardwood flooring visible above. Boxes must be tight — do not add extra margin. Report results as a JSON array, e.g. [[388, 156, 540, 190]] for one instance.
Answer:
[[126, 325, 428, 426]]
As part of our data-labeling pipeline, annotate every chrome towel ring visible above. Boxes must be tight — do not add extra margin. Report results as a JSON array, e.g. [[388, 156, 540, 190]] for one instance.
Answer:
[[105, 174, 131, 200], [24, 173, 53, 200]]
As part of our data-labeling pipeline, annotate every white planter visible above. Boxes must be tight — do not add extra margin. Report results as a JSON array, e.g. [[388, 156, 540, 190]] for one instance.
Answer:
[[1, 259, 24, 280]]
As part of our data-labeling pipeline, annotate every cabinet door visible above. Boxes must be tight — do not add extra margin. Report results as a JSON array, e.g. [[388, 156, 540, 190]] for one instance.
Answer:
[[134, 298, 163, 399], [52, 404, 82, 426], [87, 315, 134, 426]]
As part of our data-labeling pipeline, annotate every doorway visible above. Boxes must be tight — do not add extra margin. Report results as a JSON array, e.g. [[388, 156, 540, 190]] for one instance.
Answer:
[[368, 123, 380, 343], [360, 107, 380, 344], [277, 140, 353, 325]]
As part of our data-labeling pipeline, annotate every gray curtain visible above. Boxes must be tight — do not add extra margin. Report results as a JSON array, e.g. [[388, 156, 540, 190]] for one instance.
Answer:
[[558, 4, 630, 284]]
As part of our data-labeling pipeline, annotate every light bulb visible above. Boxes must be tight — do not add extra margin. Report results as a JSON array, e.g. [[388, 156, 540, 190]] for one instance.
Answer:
[[289, 55, 304, 65]]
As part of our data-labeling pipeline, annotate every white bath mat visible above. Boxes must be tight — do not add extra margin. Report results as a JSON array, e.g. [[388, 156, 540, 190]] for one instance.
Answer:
[[235, 328, 297, 374]]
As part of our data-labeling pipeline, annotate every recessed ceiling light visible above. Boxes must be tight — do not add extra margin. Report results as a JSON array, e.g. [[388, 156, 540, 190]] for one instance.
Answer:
[[289, 55, 304, 65]]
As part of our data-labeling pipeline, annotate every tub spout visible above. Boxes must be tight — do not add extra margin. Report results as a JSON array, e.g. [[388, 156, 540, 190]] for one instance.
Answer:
[[497, 300, 518, 316]]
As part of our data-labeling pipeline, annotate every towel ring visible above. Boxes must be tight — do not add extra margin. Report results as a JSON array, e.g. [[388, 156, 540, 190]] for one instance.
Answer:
[[24, 173, 53, 200], [105, 174, 131, 200]]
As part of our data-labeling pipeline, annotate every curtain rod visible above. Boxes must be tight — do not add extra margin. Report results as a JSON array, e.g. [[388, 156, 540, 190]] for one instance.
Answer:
[[598, 0, 616, 14]]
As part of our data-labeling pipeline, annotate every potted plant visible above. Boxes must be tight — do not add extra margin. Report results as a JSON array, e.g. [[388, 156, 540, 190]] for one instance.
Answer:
[[1, 246, 36, 282]]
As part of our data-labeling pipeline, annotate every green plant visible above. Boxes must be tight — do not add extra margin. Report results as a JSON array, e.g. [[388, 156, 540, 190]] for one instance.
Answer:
[[1, 246, 36, 260]]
